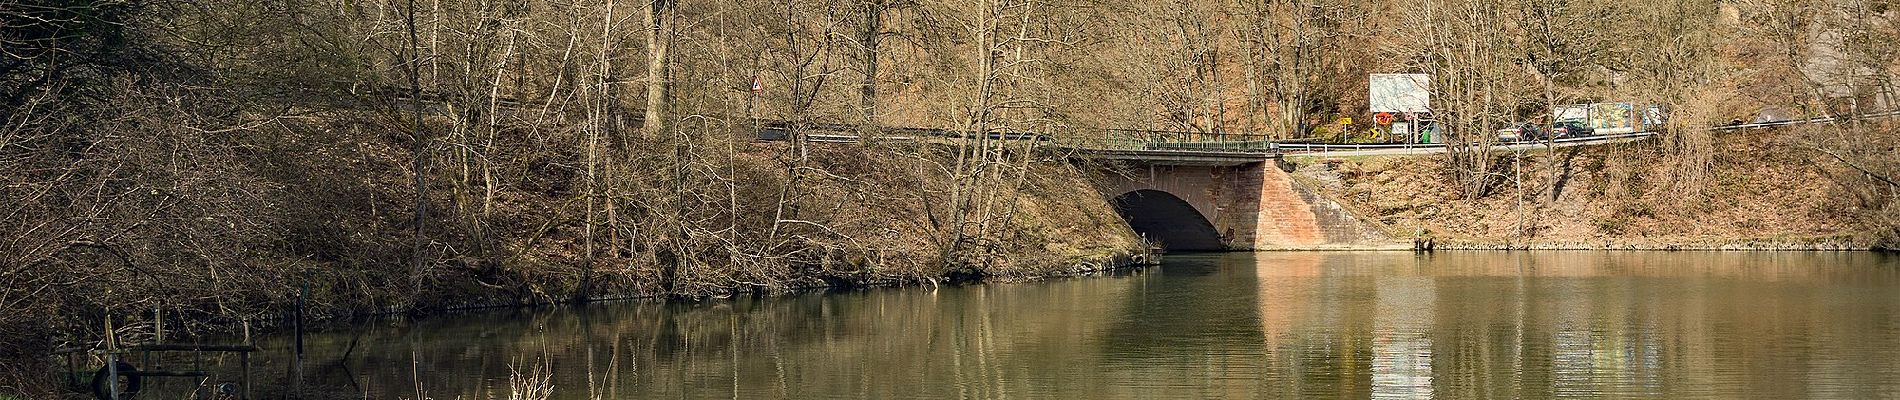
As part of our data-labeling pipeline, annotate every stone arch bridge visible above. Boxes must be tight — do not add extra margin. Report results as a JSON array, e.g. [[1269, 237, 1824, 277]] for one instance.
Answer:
[[756, 124, 1411, 251], [1082, 147, 1403, 251]]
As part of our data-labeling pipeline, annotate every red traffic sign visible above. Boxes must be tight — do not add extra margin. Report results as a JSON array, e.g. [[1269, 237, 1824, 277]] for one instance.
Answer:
[[1374, 112, 1394, 125], [751, 78, 764, 94]]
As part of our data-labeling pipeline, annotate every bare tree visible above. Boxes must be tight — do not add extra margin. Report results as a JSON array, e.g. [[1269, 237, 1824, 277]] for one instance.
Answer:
[[1242, 0, 1362, 138], [644, 0, 676, 140], [1389, 0, 1538, 199]]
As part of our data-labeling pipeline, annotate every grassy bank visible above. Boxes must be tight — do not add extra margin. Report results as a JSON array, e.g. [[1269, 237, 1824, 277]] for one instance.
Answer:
[[1287, 126, 1900, 250]]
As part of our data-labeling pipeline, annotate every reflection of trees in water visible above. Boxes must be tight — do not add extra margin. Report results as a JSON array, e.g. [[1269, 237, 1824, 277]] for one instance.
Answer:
[[1088, 254, 1277, 397], [218, 252, 1900, 398], [272, 274, 1154, 399]]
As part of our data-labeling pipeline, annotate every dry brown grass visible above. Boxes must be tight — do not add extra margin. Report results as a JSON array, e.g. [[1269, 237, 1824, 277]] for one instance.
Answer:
[[1298, 126, 1891, 248]]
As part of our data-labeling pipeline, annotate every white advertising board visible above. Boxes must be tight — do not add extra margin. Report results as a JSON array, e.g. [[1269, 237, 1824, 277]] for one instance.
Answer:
[[1369, 74, 1431, 113], [1553, 104, 1589, 122]]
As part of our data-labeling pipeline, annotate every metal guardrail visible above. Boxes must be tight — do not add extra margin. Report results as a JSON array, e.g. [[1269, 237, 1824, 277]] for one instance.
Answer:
[[760, 122, 1048, 143], [1056, 129, 1279, 154], [1709, 110, 1900, 131], [1275, 110, 1900, 154], [766, 123, 1283, 154], [763, 109, 1900, 155], [1275, 131, 1660, 154]]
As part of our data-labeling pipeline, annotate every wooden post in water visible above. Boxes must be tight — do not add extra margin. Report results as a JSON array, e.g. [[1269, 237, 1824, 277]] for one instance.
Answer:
[[292, 280, 306, 396], [241, 320, 251, 400]]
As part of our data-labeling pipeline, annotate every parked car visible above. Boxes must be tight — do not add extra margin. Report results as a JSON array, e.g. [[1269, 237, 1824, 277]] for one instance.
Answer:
[[1496, 122, 1543, 142], [1551, 120, 1595, 138]]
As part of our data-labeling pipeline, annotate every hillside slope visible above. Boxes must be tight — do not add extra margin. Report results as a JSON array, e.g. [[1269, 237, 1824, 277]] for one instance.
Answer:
[[1290, 126, 1898, 249]]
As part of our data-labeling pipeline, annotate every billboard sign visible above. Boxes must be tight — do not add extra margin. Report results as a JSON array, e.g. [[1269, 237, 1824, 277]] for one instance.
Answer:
[[1553, 104, 1589, 123], [1369, 74, 1431, 113], [1592, 103, 1635, 131], [1548, 102, 1671, 134]]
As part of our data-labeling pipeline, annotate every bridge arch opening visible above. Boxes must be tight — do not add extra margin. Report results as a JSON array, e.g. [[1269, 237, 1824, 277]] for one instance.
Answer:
[[1111, 189, 1226, 252]]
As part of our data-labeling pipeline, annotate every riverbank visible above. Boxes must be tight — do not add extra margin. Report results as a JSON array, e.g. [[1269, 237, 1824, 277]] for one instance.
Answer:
[[0, 135, 1146, 396], [1288, 126, 1899, 251]]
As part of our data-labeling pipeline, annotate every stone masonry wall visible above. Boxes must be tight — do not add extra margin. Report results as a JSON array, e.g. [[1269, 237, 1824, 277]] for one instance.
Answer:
[[1103, 161, 1403, 250]]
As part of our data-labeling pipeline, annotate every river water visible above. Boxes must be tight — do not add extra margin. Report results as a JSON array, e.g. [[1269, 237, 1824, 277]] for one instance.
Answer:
[[248, 251, 1900, 399]]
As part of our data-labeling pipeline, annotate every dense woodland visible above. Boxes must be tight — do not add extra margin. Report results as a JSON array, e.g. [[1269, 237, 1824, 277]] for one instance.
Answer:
[[3, 0, 1898, 393]]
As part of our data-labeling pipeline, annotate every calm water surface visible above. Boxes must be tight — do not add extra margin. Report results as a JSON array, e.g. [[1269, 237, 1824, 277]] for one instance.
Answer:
[[256, 251, 1900, 399]]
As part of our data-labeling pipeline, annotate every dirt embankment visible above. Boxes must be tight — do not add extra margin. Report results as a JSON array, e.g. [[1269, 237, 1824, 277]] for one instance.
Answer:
[[1287, 128, 1895, 250]]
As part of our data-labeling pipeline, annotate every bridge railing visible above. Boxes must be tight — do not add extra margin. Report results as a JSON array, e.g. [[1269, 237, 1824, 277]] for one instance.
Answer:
[[1059, 128, 1280, 153]]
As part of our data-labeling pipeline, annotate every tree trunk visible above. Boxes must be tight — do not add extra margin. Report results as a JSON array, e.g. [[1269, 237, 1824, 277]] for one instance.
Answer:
[[405, 0, 429, 298], [644, 0, 671, 140], [860, 1, 882, 132]]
